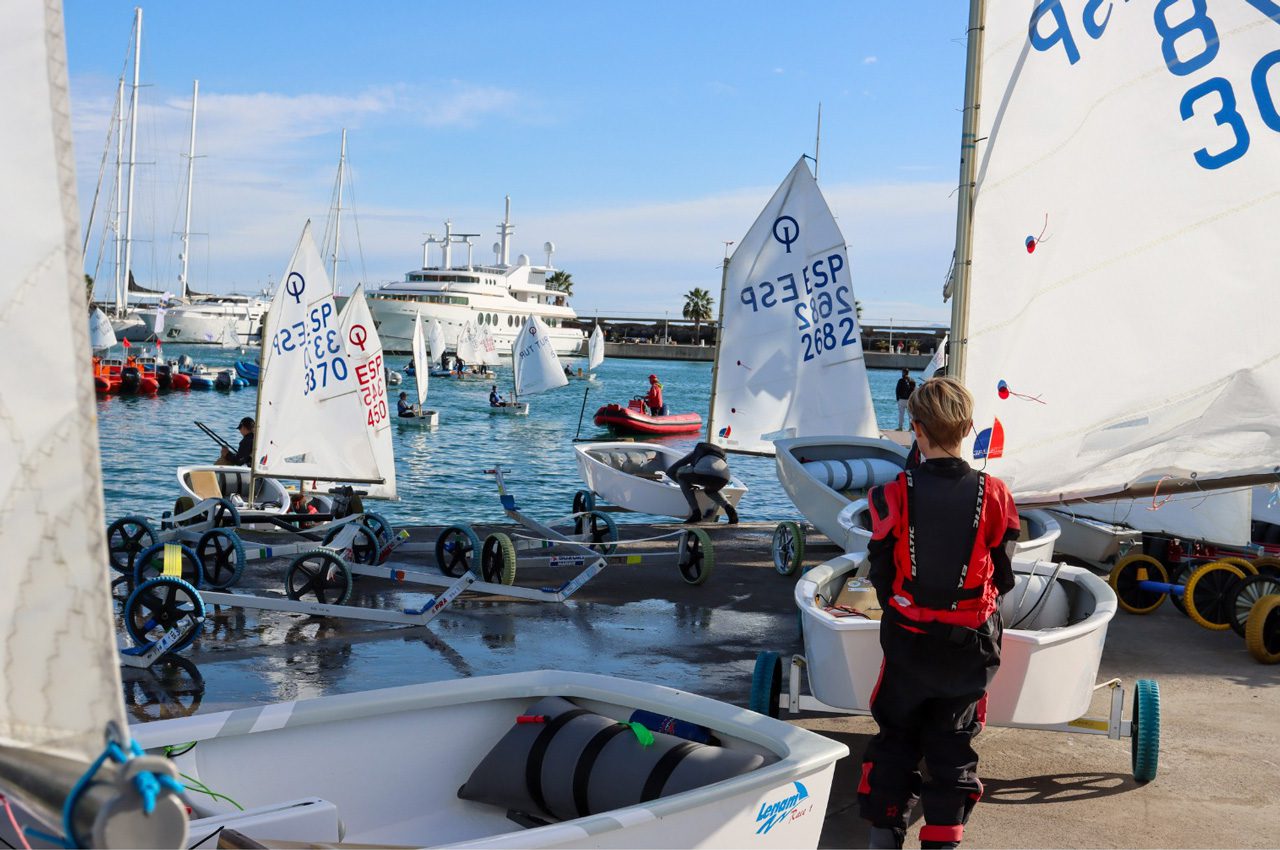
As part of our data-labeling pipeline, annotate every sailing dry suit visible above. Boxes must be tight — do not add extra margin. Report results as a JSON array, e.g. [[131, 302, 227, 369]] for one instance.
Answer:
[[667, 442, 736, 522], [858, 457, 1019, 848]]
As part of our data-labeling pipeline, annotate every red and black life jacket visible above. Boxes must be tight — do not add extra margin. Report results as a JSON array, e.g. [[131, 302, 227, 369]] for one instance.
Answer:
[[869, 465, 1015, 629]]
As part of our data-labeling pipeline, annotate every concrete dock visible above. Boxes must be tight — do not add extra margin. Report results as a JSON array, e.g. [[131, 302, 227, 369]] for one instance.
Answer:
[[136, 522, 1280, 848]]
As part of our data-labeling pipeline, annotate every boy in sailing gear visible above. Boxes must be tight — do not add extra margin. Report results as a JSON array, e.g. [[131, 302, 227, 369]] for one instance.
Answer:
[[858, 378, 1019, 850], [667, 442, 738, 524], [895, 368, 916, 430], [489, 385, 503, 407], [217, 417, 255, 466], [644, 374, 666, 416], [397, 392, 413, 417]]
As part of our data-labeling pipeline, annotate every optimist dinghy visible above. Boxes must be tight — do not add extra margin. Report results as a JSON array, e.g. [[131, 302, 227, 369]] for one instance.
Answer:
[[502, 314, 568, 417], [575, 441, 748, 519], [396, 311, 440, 428]]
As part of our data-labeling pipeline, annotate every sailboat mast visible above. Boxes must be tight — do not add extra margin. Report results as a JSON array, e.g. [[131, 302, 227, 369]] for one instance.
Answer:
[[120, 6, 141, 313], [331, 129, 346, 295], [112, 76, 125, 313], [179, 80, 198, 301], [705, 252, 732, 441], [814, 102, 822, 182], [947, 0, 986, 384]]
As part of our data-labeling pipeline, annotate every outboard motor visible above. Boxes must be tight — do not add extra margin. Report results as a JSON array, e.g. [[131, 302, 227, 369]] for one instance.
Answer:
[[177, 353, 193, 371], [155, 363, 173, 390], [119, 365, 141, 394]]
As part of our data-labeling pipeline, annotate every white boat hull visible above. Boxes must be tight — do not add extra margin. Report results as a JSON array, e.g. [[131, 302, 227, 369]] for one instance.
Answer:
[[1045, 509, 1143, 569], [797, 556, 1115, 726], [489, 402, 530, 416], [144, 304, 266, 345], [395, 410, 440, 428], [371, 297, 584, 357], [132, 671, 847, 849], [175, 465, 333, 520], [575, 442, 748, 518]]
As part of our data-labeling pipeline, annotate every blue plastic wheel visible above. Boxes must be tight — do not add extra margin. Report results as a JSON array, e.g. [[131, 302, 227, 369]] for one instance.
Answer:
[[360, 511, 396, 550], [323, 522, 380, 565], [133, 543, 204, 589], [196, 528, 245, 590], [572, 489, 596, 517], [1132, 679, 1161, 783], [123, 575, 205, 653], [106, 515, 159, 574], [435, 524, 482, 577], [750, 651, 783, 718], [583, 509, 618, 555]]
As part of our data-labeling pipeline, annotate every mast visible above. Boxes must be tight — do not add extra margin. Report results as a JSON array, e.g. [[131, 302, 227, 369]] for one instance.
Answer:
[[331, 129, 346, 295], [947, 0, 986, 384], [120, 6, 141, 314], [112, 76, 125, 313], [705, 250, 732, 441], [814, 102, 822, 182], [497, 195, 513, 266], [178, 80, 198, 301]]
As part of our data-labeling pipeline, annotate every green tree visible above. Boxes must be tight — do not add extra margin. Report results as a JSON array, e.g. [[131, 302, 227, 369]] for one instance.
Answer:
[[682, 287, 714, 341], [84, 273, 95, 306], [855, 298, 863, 321], [545, 270, 573, 297]]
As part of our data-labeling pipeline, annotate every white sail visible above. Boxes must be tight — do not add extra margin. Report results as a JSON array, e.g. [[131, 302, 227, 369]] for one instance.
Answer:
[[709, 157, 877, 455], [512, 314, 569, 397], [89, 307, 117, 350], [427, 318, 446, 366], [921, 333, 947, 380], [253, 223, 381, 483], [588, 323, 605, 370], [337, 285, 397, 500], [412, 311, 430, 406], [960, 3, 1280, 504], [456, 320, 480, 364], [476, 322, 501, 366], [1, 0, 127, 762]]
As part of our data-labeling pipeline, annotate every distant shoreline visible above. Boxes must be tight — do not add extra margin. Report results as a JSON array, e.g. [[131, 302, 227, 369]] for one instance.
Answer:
[[592, 340, 931, 370]]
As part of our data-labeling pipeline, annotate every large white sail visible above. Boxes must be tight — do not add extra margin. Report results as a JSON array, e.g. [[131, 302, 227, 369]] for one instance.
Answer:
[[412, 311, 430, 406], [513, 314, 569, 397], [89, 307, 117, 350], [709, 157, 877, 455], [960, 3, 1280, 504], [588, 323, 605, 370], [921, 333, 947, 380], [476, 323, 501, 366], [427, 318, 446, 367], [337, 285, 397, 500], [253, 223, 381, 483], [456, 320, 480, 364], [1, 0, 127, 761]]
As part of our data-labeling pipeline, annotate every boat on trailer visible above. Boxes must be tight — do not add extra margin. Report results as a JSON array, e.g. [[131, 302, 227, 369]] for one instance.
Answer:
[[575, 441, 748, 519]]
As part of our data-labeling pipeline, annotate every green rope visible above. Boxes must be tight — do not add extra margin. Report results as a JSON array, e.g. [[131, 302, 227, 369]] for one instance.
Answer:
[[177, 772, 244, 811]]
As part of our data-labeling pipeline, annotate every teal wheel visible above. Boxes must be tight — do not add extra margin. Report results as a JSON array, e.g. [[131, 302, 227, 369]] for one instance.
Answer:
[[361, 511, 395, 551], [435, 525, 481, 577], [750, 651, 783, 718], [572, 489, 597, 519], [323, 522, 381, 565], [582, 509, 618, 555], [208, 497, 241, 529], [195, 528, 245, 590], [285, 550, 352, 605], [480, 533, 518, 586], [123, 576, 205, 653], [106, 515, 159, 574], [1131, 679, 1160, 783], [772, 521, 805, 576], [133, 543, 204, 589]]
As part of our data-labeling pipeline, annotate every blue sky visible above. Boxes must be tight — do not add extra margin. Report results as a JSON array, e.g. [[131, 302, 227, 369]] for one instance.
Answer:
[[65, 1, 968, 325]]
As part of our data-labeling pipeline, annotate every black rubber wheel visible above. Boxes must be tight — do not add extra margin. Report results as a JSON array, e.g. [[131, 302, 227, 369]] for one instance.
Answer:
[[132, 543, 204, 589], [106, 515, 159, 575], [123, 576, 205, 653], [285, 550, 353, 605], [677, 528, 714, 586], [435, 525, 481, 577], [323, 522, 381, 565], [749, 651, 783, 718], [1229, 573, 1280, 638], [195, 528, 246, 590]]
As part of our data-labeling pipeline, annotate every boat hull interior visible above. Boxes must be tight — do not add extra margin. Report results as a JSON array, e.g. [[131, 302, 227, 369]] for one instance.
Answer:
[[575, 442, 748, 518]]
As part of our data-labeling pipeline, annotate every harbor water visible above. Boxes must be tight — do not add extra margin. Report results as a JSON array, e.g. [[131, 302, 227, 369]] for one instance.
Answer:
[[97, 345, 910, 525]]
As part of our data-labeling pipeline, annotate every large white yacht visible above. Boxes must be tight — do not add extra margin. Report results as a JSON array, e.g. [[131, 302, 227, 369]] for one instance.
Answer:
[[369, 199, 585, 355], [139, 293, 270, 345]]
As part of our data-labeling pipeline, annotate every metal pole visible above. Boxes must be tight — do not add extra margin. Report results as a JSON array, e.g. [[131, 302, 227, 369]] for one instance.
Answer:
[[949, 0, 987, 385], [121, 7, 141, 313], [705, 254, 731, 442], [178, 80, 198, 301], [113, 77, 124, 313], [332, 129, 346, 295], [573, 385, 591, 441], [814, 102, 822, 182]]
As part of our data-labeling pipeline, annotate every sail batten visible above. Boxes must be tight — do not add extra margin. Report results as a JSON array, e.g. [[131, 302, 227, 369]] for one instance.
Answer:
[[710, 157, 877, 455], [961, 2, 1280, 503]]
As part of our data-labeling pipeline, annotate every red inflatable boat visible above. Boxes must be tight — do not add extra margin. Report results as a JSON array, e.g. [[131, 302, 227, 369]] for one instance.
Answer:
[[593, 399, 703, 436]]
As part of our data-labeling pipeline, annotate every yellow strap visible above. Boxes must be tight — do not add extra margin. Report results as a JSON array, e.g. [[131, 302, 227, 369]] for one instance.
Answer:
[[163, 543, 183, 577]]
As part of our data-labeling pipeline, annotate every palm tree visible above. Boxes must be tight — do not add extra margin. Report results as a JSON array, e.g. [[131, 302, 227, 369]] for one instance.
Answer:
[[682, 288, 714, 342], [855, 298, 863, 321], [84, 273, 95, 306], [545, 270, 573, 297]]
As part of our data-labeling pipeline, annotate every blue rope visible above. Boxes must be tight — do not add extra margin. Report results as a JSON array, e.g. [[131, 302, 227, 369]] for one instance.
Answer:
[[54, 738, 185, 848]]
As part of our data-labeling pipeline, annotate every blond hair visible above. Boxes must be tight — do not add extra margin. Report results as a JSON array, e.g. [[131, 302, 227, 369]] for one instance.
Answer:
[[907, 377, 973, 448]]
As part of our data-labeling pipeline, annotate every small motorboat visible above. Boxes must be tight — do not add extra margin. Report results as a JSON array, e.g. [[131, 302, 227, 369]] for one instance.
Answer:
[[386, 367, 403, 387], [119, 363, 159, 395], [593, 399, 703, 436], [575, 441, 748, 519], [92, 356, 123, 394], [214, 369, 248, 391], [187, 366, 216, 390], [234, 359, 260, 385]]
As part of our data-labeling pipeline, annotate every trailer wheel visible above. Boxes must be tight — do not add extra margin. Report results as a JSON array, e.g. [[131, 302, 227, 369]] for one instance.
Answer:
[[1131, 679, 1161, 783], [1229, 574, 1280, 638], [360, 511, 396, 551], [481, 533, 518, 585], [435, 525, 482, 577], [677, 527, 714, 586], [772, 521, 806, 576], [1214, 556, 1258, 576], [133, 543, 204, 589], [195, 528, 245, 590], [571, 489, 596, 519], [1109, 554, 1168, 614], [285, 549, 353, 605], [582, 509, 618, 555], [1167, 564, 1191, 616], [323, 522, 381, 565], [1183, 561, 1246, 631], [1245, 595, 1280, 664], [170, 496, 197, 527], [123, 575, 205, 654], [107, 515, 159, 575], [750, 651, 783, 718], [1250, 556, 1280, 578]]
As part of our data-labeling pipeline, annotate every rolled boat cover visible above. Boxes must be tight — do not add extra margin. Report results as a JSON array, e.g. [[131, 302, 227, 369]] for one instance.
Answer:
[[803, 457, 900, 491], [458, 697, 769, 821]]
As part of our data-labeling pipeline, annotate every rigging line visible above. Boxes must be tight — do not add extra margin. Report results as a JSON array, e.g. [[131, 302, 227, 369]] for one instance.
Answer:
[[346, 161, 368, 284], [82, 79, 124, 260]]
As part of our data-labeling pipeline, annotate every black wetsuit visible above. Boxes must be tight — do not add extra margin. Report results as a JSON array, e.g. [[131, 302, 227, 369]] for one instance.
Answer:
[[667, 442, 736, 522], [229, 433, 253, 466]]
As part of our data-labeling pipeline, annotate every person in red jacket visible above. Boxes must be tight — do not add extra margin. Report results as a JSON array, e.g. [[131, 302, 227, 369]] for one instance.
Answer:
[[858, 377, 1020, 850], [644, 374, 666, 416]]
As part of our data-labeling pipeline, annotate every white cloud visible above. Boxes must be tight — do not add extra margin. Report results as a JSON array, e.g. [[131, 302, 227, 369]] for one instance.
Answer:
[[863, 56, 878, 64]]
